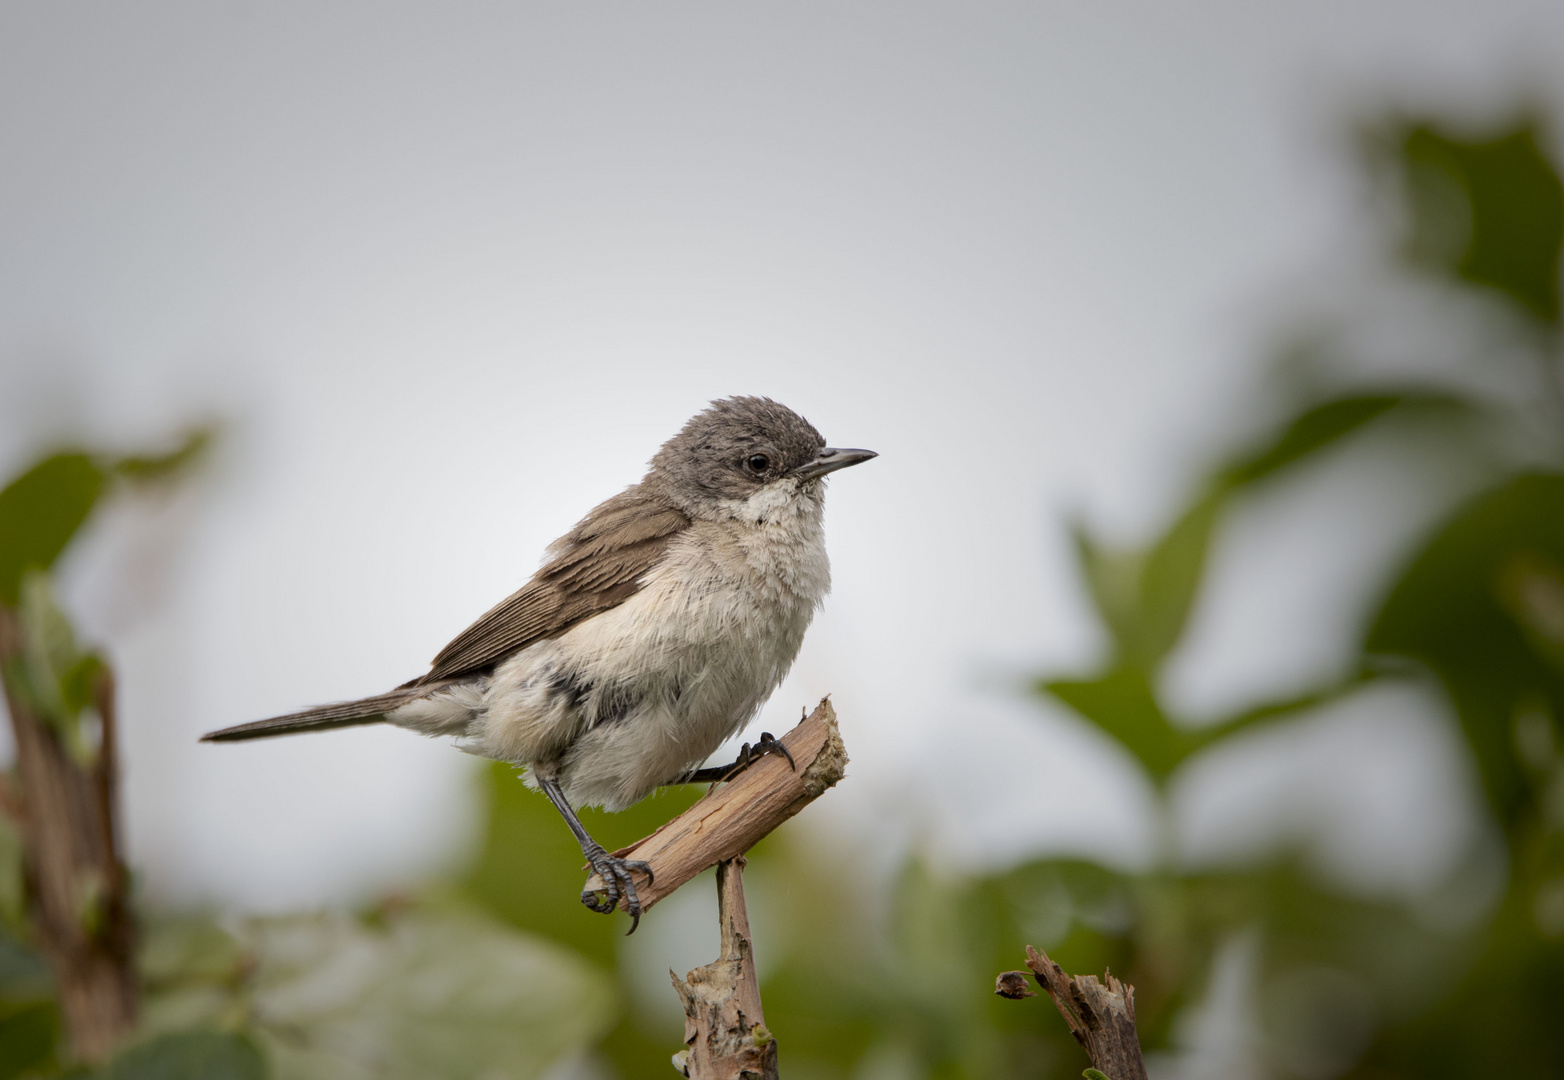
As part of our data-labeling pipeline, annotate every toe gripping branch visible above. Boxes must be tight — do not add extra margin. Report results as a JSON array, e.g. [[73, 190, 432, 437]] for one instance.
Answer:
[[582, 846, 655, 933], [678, 730, 796, 785], [580, 697, 848, 932], [537, 775, 656, 933]]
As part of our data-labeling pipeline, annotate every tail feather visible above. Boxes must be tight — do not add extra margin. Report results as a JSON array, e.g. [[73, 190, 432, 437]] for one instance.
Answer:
[[200, 689, 421, 742]]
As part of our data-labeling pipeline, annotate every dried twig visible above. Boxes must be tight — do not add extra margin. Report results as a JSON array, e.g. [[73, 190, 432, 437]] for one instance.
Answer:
[[997, 944, 1148, 1080], [583, 697, 847, 912], [671, 857, 778, 1080]]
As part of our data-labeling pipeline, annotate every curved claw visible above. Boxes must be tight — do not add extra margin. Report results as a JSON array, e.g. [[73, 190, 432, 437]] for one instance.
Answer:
[[671, 732, 798, 786], [755, 731, 796, 772], [581, 849, 655, 934]]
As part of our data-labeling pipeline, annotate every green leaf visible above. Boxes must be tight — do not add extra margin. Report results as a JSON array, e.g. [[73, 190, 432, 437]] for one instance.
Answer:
[[1494, 551, 1564, 675], [0, 431, 213, 608], [1367, 472, 1564, 828], [1070, 392, 1457, 674], [1071, 489, 1225, 670], [1042, 664, 1369, 784], [1399, 119, 1564, 323], [1226, 390, 1479, 489], [0, 928, 52, 1001], [104, 1030, 264, 1080], [1224, 395, 1402, 486], [10, 570, 103, 759], [0, 452, 106, 606], [242, 904, 613, 1080], [111, 429, 214, 483], [1071, 522, 1144, 662], [1045, 667, 1188, 781], [1193, 672, 1377, 748], [0, 999, 59, 1080], [1083, 1070, 1111, 1080], [137, 917, 247, 991], [1353, 878, 1564, 1077], [1135, 489, 1225, 665]]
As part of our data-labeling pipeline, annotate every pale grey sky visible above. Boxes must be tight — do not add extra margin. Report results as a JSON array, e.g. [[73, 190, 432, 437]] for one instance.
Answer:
[[1, 2, 1555, 915]]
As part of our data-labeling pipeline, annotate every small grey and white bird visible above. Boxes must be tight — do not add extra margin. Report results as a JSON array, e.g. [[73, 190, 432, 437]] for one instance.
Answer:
[[202, 396, 875, 928]]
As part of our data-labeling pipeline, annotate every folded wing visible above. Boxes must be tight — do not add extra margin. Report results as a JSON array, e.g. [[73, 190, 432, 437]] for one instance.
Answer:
[[418, 486, 689, 683]]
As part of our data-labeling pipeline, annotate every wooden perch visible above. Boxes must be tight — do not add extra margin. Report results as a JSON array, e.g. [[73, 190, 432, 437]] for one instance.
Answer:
[[584, 697, 847, 913], [671, 857, 778, 1080], [612, 697, 846, 1079], [996, 944, 1148, 1080]]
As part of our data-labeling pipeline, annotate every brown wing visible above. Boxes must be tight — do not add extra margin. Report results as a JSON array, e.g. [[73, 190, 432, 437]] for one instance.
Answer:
[[416, 486, 689, 684]]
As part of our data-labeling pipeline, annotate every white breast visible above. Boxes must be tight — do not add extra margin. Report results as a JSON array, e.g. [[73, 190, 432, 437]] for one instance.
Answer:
[[472, 480, 831, 809]]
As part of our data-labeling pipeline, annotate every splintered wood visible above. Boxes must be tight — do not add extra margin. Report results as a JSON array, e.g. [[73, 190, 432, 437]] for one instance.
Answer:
[[996, 945, 1149, 1080], [583, 697, 848, 913]]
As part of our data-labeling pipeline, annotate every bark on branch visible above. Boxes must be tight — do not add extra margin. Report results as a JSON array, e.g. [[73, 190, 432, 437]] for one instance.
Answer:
[[997, 944, 1148, 1080], [584, 697, 847, 912], [670, 857, 778, 1080], [0, 606, 137, 1062]]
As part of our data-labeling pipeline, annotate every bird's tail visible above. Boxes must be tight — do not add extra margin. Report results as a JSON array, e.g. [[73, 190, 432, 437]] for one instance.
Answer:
[[200, 688, 424, 743]]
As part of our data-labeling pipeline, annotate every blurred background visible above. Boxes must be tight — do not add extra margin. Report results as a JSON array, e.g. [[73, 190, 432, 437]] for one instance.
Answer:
[[3, 3, 1564, 1078]]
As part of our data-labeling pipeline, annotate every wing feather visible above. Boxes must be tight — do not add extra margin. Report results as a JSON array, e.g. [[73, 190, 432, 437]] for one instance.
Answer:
[[417, 487, 688, 683]]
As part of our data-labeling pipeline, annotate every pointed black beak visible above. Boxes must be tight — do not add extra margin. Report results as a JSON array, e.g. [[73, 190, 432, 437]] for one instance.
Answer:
[[794, 446, 878, 481]]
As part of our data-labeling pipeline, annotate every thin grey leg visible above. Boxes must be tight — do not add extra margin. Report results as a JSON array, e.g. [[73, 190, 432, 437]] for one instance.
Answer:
[[537, 775, 654, 933]]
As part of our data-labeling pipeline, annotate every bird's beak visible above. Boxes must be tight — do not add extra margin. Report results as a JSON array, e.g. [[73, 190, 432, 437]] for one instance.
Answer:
[[795, 446, 878, 481]]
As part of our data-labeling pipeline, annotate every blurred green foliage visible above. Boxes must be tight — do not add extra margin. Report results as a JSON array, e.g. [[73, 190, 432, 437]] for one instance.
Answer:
[[460, 767, 708, 1076], [1398, 120, 1563, 321], [996, 114, 1564, 1078], [125, 903, 614, 1080], [97, 1031, 264, 1080], [0, 431, 212, 1080], [0, 433, 211, 608], [991, 115, 1564, 1079], [8, 111, 1564, 1080]]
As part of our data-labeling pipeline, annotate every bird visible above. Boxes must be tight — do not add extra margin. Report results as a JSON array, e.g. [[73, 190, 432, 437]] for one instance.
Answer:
[[202, 396, 876, 930]]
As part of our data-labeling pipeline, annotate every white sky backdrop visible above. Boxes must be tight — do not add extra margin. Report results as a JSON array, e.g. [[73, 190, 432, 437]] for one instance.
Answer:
[[1, 2, 1558, 916]]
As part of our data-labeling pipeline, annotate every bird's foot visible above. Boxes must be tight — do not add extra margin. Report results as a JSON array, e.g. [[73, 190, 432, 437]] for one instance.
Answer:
[[581, 845, 654, 934], [678, 731, 797, 785], [745, 731, 796, 772]]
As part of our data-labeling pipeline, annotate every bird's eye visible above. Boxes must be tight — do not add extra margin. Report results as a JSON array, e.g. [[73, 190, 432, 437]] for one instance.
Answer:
[[746, 453, 771, 473]]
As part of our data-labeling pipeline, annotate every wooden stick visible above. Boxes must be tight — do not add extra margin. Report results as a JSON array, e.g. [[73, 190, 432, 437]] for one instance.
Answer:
[[996, 945, 1149, 1080], [583, 697, 847, 913], [670, 857, 778, 1080]]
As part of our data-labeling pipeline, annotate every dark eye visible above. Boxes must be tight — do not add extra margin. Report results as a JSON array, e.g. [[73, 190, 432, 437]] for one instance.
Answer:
[[746, 453, 771, 473]]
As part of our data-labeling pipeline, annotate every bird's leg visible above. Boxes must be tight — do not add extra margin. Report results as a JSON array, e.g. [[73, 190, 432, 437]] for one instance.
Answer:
[[674, 731, 796, 785], [536, 774, 654, 934]]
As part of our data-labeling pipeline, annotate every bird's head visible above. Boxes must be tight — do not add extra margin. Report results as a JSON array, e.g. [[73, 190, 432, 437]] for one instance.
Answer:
[[649, 396, 876, 522]]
